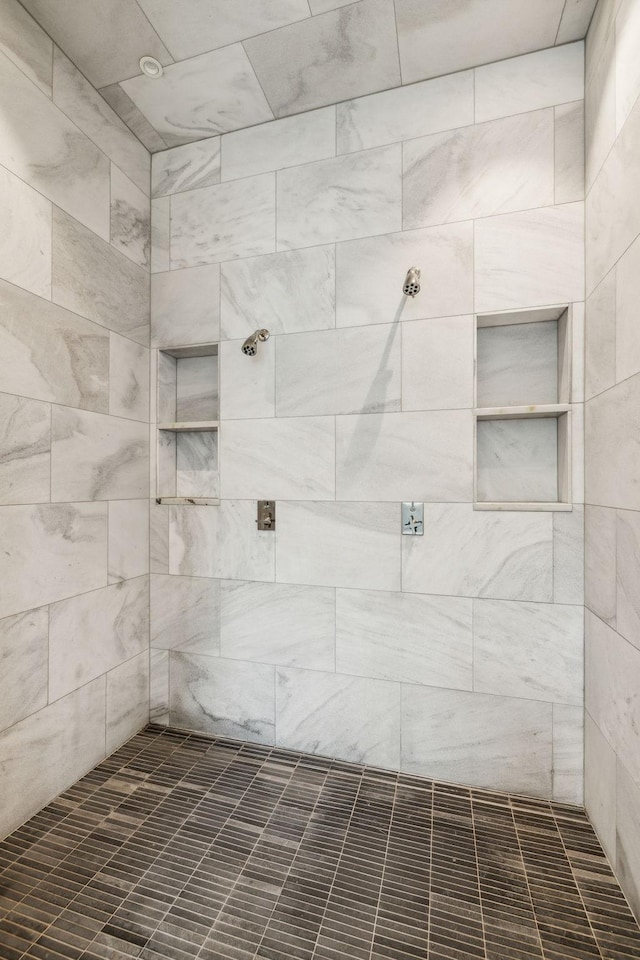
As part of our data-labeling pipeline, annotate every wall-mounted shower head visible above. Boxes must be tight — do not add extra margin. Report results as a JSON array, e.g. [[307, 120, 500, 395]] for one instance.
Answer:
[[403, 268, 421, 298], [241, 328, 270, 356]]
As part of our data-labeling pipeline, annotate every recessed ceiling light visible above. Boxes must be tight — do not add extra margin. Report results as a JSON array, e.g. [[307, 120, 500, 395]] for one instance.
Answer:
[[139, 56, 163, 78]]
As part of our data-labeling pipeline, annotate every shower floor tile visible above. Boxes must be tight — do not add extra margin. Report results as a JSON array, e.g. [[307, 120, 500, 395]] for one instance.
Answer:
[[0, 726, 638, 960]]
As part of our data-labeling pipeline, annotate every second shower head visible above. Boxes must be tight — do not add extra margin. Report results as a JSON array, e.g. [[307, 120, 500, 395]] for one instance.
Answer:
[[241, 328, 270, 356]]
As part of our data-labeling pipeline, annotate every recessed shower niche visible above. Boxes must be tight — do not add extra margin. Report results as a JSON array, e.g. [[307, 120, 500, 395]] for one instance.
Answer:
[[474, 306, 572, 511]]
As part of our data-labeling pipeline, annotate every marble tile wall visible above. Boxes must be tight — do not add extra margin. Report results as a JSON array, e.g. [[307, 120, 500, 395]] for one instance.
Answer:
[[151, 40, 586, 805], [0, 0, 150, 840], [584, 0, 640, 922]]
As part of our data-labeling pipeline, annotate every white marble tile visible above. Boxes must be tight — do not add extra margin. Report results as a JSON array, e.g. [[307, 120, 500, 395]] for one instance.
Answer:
[[171, 174, 275, 268], [221, 246, 335, 340], [616, 0, 640, 133], [152, 139, 221, 198], [51, 408, 148, 502], [0, 52, 110, 240], [176, 432, 218, 499], [220, 581, 335, 671], [474, 599, 583, 704], [110, 167, 150, 269], [585, 505, 617, 625], [0, 160, 51, 299], [308, 0, 354, 10], [152, 265, 220, 349], [49, 577, 148, 702], [585, 374, 640, 511], [244, 0, 400, 118], [276, 667, 401, 768], [100, 82, 169, 154], [108, 500, 149, 584], [219, 339, 275, 420], [571, 301, 586, 405], [585, 271, 616, 400], [337, 71, 473, 155], [151, 574, 220, 656], [122, 44, 273, 145], [0, 678, 106, 839], [557, 0, 599, 42], [0, 0, 52, 95], [150, 501, 169, 575], [150, 649, 169, 724], [402, 316, 474, 412], [106, 651, 150, 754], [0, 502, 106, 620], [276, 502, 400, 591], [616, 233, 640, 383], [616, 758, 640, 921], [109, 335, 149, 422], [0, 394, 50, 506], [277, 146, 401, 249], [476, 319, 559, 408], [336, 411, 473, 502], [476, 418, 559, 503], [221, 108, 335, 182], [220, 417, 335, 501], [52, 208, 149, 347], [336, 589, 472, 689], [335, 223, 473, 327], [552, 704, 584, 804], [169, 500, 275, 581], [554, 505, 585, 605], [403, 110, 554, 230], [176, 355, 218, 421], [571, 401, 585, 505], [585, 0, 617, 189], [402, 504, 553, 601], [151, 197, 170, 274], [475, 203, 585, 313], [584, 711, 617, 863], [170, 653, 275, 744], [401, 685, 553, 797], [0, 608, 48, 731], [276, 324, 401, 417], [617, 510, 640, 652], [475, 43, 585, 123], [555, 102, 586, 204]]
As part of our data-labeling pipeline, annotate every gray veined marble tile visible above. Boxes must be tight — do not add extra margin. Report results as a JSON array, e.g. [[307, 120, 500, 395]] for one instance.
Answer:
[[176, 355, 218, 421], [553, 505, 585, 605], [108, 500, 149, 584], [151, 197, 170, 274], [221, 108, 335, 182], [170, 653, 275, 744], [109, 334, 150, 423], [276, 667, 401, 769], [476, 418, 559, 503], [152, 139, 221, 198], [617, 510, 640, 652], [585, 270, 616, 401], [615, 0, 640, 133], [106, 651, 150, 754], [616, 756, 640, 921], [585, 505, 617, 625], [244, 0, 400, 119], [0, 394, 50, 506], [150, 649, 169, 724], [171, 174, 276, 268], [52, 208, 150, 347], [51, 407, 149, 502], [0, 0, 52, 96], [219, 338, 275, 420], [585, 0, 617, 191], [476, 319, 559, 408], [616, 233, 640, 384], [150, 501, 169, 574], [336, 589, 472, 689], [555, 101, 586, 205], [99, 82, 168, 154], [586, 374, 640, 512], [0, 607, 48, 731], [553, 703, 584, 804], [0, 162, 51, 299], [277, 145, 401, 249], [402, 316, 474, 412], [584, 711, 617, 863], [220, 581, 335, 672], [151, 575, 220, 656], [0, 502, 107, 620], [110, 167, 150, 269], [152, 265, 220, 348], [177, 433, 218, 499], [308, 0, 354, 10]]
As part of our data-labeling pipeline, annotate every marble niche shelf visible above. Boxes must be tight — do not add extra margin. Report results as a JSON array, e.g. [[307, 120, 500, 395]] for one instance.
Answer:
[[474, 306, 573, 512], [155, 343, 219, 506]]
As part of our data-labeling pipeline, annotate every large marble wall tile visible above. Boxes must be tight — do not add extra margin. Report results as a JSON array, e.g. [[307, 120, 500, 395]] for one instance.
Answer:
[[220, 417, 335, 501], [150, 501, 169, 574], [475, 43, 585, 122], [0, 677, 106, 840], [552, 704, 584, 804], [99, 82, 168, 154], [617, 510, 640, 651], [221, 246, 335, 340], [0, 502, 106, 620], [151, 197, 170, 274], [152, 139, 221, 198], [122, 45, 273, 145], [402, 316, 474, 411], [171, 174, 276, 268], [169, 501, 275, 581], [52, 208, 150, 346], [51, 408, 148, 502], [308, 0, 353, 10], [221, 108, 335, 182], [152, 265, 220, 348], [476, 418, 558, 503], [244, 0, 400, 118], [176, 432, 218, 499], [403, 504, 553, 601], [106, 651, 150, 754], [476, 319, 559, 408], [0, 52, 110, 240], [109, 335, 149, 423], [277, 146, 401, 249], [176, 355, 218, 421], [401, 685, 553, 796], [110, 167, 150, 269], [276, 324, 400, 417], [585, 271, 616, 400], [0, 162, 51, 298], [276, 502, 400, 591], [615, 233, 640, 383], [0, 0, 52, 95], [150, 649, 169, 724], [553, 505, 585, 605], [170, 653, 275, 744], [220, 581, 335, 671], [337, 71, 473, 155], [403, 110, 554, 230], [475, 203, 585, 312], [219, 339, 275, 420], [585, 711, 617, 863], [49, 577, 148, 702], [150, 575, 220, 655], [586, 374, 640, 511], [615, 0, 640, 133], [335, 410, 473, 502], [585, 0, 617, 190], [0, 394, 50, 506], [585, 505, 617, 625], [473, 599, 583, 704], [0, 608, 48, 731], [108, 500, 149, 584], [335, 223, 473, 327], [336, 589, 472, 689], [616, 759, 640, 921], [276, 667, 401, 768], [555, 102, 586, 204]]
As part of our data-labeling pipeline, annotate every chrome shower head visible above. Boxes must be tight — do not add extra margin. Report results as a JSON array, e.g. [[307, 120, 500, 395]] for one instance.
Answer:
[[241, 328, 270, 356], [403, 267, 421, 298]]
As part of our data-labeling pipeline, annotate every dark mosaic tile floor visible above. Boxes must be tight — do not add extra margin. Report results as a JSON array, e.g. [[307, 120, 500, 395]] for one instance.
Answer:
[[0, 727, 639, 960]]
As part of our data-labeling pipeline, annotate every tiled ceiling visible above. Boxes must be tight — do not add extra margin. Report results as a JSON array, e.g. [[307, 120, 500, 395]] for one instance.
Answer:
[[19, 0, 597, 151]]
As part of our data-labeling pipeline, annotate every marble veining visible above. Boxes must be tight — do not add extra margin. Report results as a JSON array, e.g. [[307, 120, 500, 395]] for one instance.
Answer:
[[476, 319, 559, 408], [152, 264, 220, 348], [151, 574, 220, 655], [0, 607, 48, 731], [176, 432, 218, 498], [169, 501, 275, 581], [176, 355, 218, 421], [152, 138, 221, 198], [0, 394, 50, 506], [476, 418, 559, 503], [0, 0, 53, 96], [110, 166, 151, 269], [105, 651, 150, 754], [109, 334, 149, 422], [108, 499, 149, 584], [0, 162, 51, 299]]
